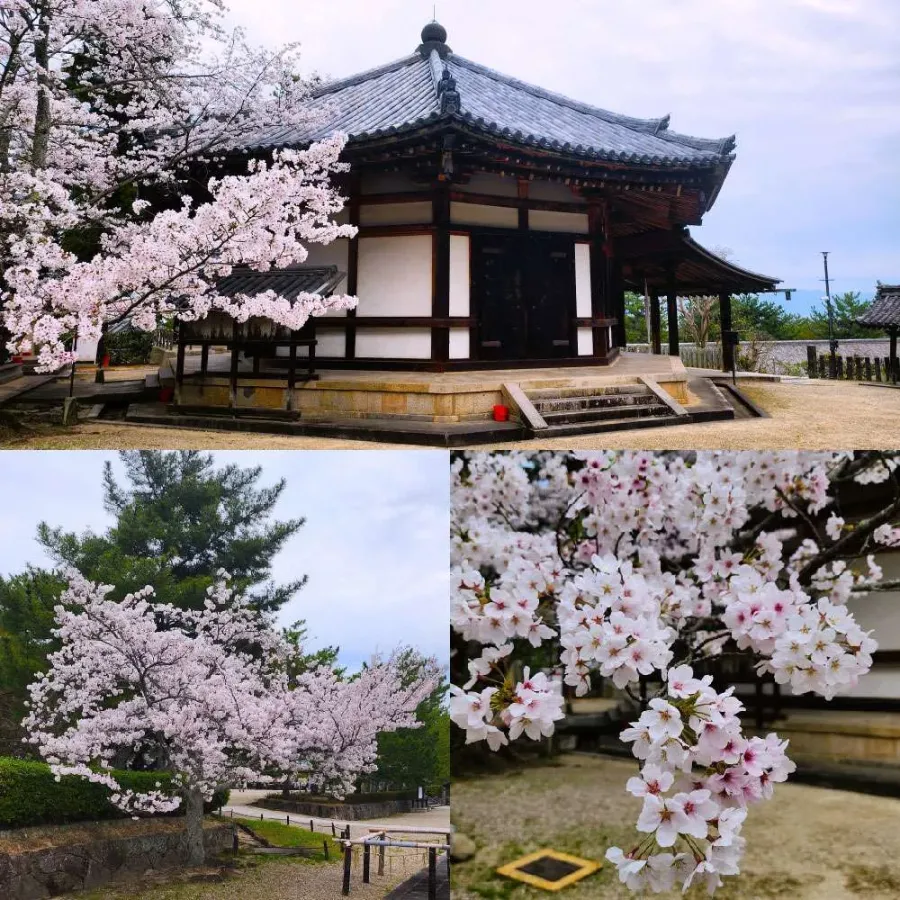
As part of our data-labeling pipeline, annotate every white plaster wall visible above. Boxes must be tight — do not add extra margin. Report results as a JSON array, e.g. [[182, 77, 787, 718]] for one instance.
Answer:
[[577, 328, 593, 356], [450, 202, 518, 229], [76, 336, 99, 362], [839, 667, 900, 700], [574, 243, 592, 318], [449, 327, 470, 359], [359, 202, 432, 226], [529, 210, 589, 234], [453, 172, 519, 197], [302, 238, 351, 317], [356, 235, 432, 317], [312, 331, 346, 358], [355, 328, 431, 359], [449, 235, 471, 317], [360, 171, 422, 194]]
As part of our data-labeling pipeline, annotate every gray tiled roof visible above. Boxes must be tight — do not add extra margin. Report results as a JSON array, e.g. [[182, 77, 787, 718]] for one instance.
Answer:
[[216, 266, 346, 301], [242, 37, 735, 168], [858, 285, 900, 327]]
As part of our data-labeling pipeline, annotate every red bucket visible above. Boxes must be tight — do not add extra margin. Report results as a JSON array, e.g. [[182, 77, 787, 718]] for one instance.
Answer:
[[492, 404, 510, 422]]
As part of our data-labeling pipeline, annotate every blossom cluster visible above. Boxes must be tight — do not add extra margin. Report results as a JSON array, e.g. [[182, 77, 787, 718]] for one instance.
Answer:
[[606, 666, 795, 894]]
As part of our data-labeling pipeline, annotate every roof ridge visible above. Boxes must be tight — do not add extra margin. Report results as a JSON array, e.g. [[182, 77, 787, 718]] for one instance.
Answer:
[[656, 127, 736, 156], [310, 54, 422, 99], [449, 53, 668, 135], [427, 49, 445, 99]]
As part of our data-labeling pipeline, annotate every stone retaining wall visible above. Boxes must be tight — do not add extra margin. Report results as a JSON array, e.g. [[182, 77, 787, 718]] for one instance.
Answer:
[[0, 819, 233, 900], [257, 797, 412, 821]]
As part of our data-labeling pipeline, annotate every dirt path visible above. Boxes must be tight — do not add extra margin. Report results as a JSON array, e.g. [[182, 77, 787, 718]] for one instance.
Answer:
[[452, 754, 900, 900], [2, 381, 899, 450]]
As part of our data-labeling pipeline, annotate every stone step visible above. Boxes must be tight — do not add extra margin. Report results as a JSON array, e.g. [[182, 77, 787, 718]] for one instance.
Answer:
[[535, 413, 681, 438], [525, 383, 649, 401], [0, 363, 22, 385], [541, 403, 671, 426], [531, 393, 659, 413]]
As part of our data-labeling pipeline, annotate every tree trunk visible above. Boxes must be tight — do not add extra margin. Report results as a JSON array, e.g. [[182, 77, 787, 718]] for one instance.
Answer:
[[31, 2, 51, 173], [184, 787, 206, 866]]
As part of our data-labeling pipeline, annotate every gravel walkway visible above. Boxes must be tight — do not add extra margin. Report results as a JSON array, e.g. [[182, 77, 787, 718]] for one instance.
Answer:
[[452, 754, 900, 900], [1, 381, 899, 450]]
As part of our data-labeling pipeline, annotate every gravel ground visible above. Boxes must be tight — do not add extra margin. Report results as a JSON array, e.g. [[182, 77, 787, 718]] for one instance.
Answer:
[[1, 381, 899, 450], [452, 754, 900, 900], [71, 856, 410, 900]]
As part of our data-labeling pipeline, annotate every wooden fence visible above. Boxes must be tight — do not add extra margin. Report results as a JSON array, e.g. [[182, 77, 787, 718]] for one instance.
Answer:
[[806, 346, 899, 383]]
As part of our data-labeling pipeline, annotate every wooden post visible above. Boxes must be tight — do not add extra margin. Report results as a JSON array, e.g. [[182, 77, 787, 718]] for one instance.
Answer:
[[332, 823, 336, 837], [818, 355, 826, 379], [649, 287, 662, 355], [175, 323, 186, 401], [229, 321, 239, 409], [363, 843, 371, 883], [891, 329, 898, 383], [310, 819, 314, 833], [865, 357, 872, 381], [200, 343, 209, 376], [875, 358, 882, 382], [378, 841, 385, 876], [345, 174, 360, 360], [324, 839, 330, 861], [666, 267, 679, 357], [428, 847, 437, 900], [588, 204, 610, 360], [431, 182, 451, 363], [610, 256, 626, 349], [719, 292, 733, 373], [806, 345, 817, 378], [342, 844, 352, 896], [95, 322, 109, 383], [836, 355, 844, 379]]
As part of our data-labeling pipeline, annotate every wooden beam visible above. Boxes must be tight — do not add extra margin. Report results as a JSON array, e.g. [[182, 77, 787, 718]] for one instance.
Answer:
[[588, 204, 611, 359], [649, 288, 662, 355]]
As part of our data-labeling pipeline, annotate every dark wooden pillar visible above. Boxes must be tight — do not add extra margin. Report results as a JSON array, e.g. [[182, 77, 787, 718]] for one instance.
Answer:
[[431, 183, 451, 363], [719, 291, 734, 373], [891, 327, 898, 383], [286, 333, 297, 410], [666, 267, 680, 357], [229, 321, 239, 408], [200, 343, 209, 376], [345, 173, 361, 360], [175, 322, 186, 401], [649, 287, 662, 355], [588, 204, 610, 359], [610, 256, 626, 349]]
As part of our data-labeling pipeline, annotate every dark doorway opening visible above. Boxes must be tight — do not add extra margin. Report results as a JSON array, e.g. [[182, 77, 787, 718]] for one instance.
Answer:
[[472, 232, 575, 362]]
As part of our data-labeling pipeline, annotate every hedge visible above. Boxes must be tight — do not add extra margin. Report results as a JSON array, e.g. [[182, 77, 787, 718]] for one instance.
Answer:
[[104, 329, 155, 365], [0, 757, 229, 829], [277, 789, 417, 805]]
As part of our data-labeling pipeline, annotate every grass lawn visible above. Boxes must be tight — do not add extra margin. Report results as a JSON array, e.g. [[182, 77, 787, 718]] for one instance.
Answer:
[[452, 754, 900, 900], [230, 816, 340, 859]]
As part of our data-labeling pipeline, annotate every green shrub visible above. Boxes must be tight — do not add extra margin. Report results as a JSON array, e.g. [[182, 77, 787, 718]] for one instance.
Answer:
[[0, 756, 228, 828], [274, 789, 417, 805], [104, 329, 155, 365]]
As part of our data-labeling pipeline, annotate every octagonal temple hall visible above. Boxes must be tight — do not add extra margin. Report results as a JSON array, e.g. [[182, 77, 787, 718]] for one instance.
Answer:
[[163, 22, 783, 441]]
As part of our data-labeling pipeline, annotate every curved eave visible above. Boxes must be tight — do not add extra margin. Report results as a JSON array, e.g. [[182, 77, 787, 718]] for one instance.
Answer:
[[682, 236, 781, 292]]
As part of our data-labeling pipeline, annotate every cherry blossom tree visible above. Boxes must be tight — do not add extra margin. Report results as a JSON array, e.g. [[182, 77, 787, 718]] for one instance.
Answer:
[[450, 451, 900, 895], [0, 0, 357, 370], [24, 571, 434, 865]]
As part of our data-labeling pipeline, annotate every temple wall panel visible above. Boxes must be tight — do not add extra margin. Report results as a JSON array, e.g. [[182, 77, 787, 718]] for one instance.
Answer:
[[453, 172, 519, 197], [449, 327, 470, 359], [358, 202, 433, 226], [450, 202, 518, 229], [360, 171, 423, 194], [355, 328, 431, 359], [577, 328, 593, 356], [356, 235, 432, 317], [449, 235, 471, 316], [529, 210, 589, 234], [574, 242, 592, 317], [528, 180, 587, 203]]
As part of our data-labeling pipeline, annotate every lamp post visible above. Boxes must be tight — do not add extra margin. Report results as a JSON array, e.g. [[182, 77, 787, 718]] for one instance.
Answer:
[[821, 251, 838, 377]]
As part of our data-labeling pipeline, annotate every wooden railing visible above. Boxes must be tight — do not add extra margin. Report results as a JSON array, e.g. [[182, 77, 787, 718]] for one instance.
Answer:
[[807, 346, 899, 383]]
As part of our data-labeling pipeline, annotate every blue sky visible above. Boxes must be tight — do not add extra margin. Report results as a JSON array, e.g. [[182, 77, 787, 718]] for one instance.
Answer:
[[227, 0, 899, 315], [0, 452, 449, 672]]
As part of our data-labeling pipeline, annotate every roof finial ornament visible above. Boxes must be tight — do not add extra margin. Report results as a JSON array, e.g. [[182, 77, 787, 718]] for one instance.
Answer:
[[418, 19, 450, 58]]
